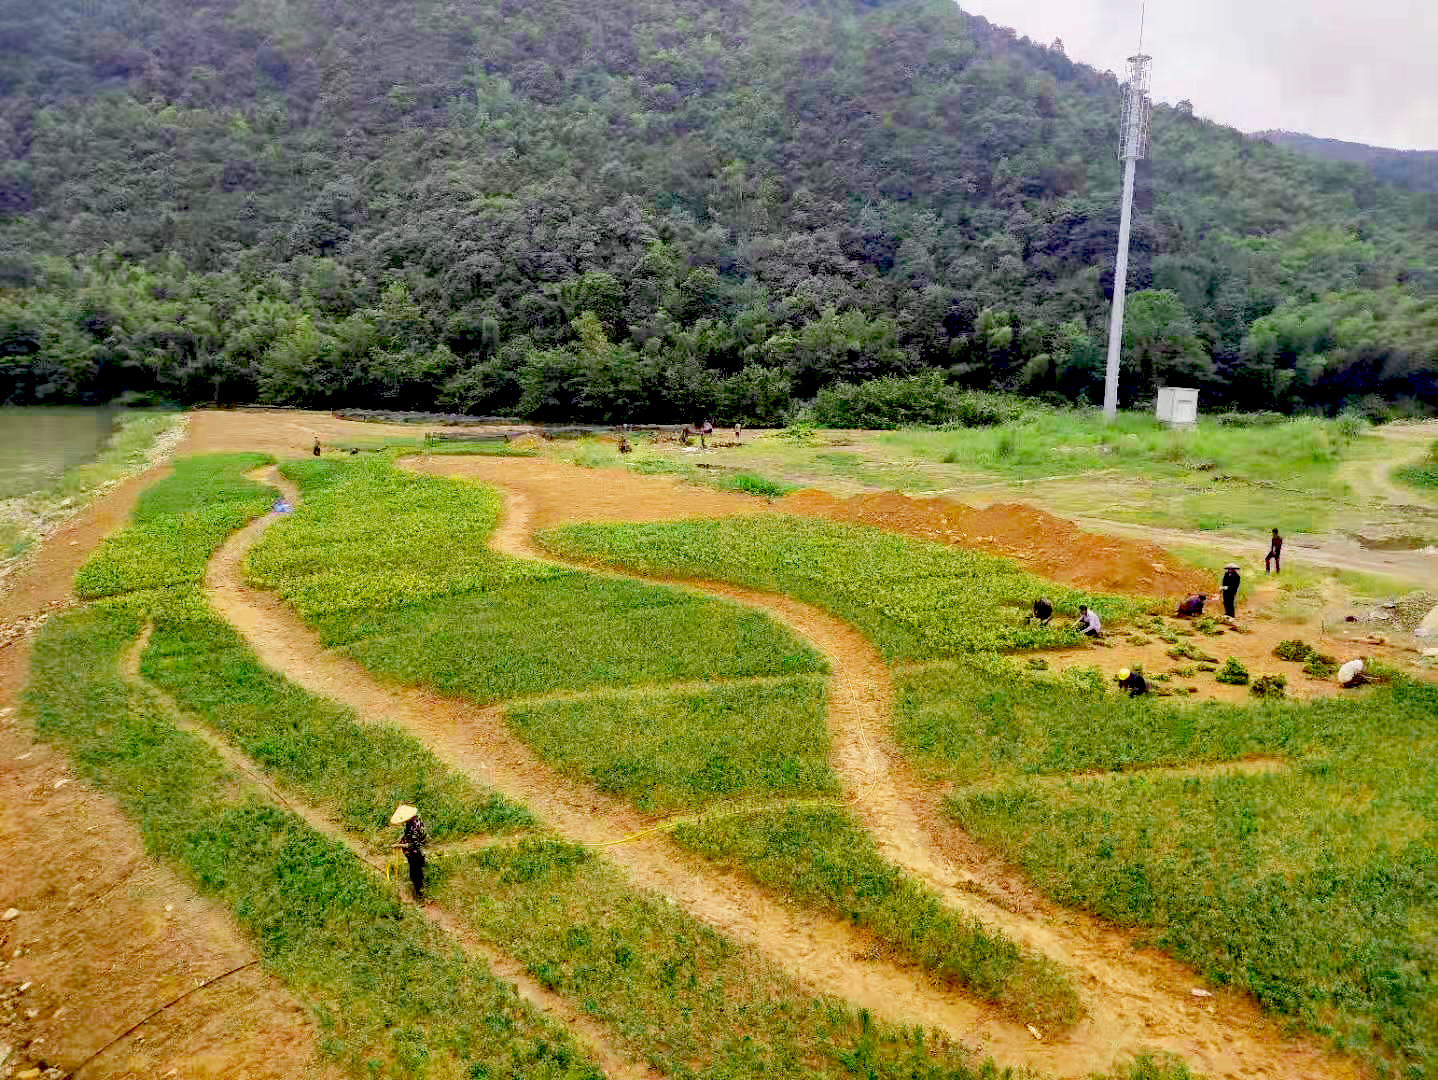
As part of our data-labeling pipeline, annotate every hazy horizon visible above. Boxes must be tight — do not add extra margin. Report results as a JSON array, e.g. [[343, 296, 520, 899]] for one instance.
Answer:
[[960, 0, 1437, 153]]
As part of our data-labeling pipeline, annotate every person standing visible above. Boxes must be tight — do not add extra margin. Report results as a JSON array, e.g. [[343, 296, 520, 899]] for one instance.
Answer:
[[312, 438, 322, 457], [700, 418, 714, 450], [391, 804, 429, 901], [1265, 529, 1283, 574], [734, 422, 743, 444], [1221, 563, 1241, 618]]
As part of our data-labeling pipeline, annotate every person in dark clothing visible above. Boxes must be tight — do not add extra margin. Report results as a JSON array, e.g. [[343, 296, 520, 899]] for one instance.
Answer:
[[1221, 563, 1241, 617], [700, 419, 714, 450], [1265, 529, 1283, 574], [1177, 594, 1207, 618], [1032, 597, 1053, 625], [312, 438, 322, 457], [618, 435, 632, 454], [1116, 667, 1148, 697], [391, 804, 429, 901]]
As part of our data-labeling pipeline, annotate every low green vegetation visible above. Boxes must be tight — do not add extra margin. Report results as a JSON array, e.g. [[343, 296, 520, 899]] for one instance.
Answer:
[[26, 604, 602, 1080], [671, 804, 1081, 1033], [75, 453, 275, 597], [881, 411, 1366, 489], [140, 589, 530, 845], [542, 516, 1148, 662], [900, 658, 1438, 1077], [249, 458, 823, 696], [1395, 439, 1438, 491], [1215, 657, 1250, 685], [440, 837, 1038, 1080], [505, 678, 836, 813]]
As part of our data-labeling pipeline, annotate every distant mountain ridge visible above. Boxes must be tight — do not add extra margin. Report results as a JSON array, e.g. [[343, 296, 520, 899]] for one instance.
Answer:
[[1254, 130, 1438, 194]]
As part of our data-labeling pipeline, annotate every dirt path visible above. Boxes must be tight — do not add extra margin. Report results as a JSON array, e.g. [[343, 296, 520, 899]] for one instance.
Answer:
[[207, 470, 1073, 1069], [118, 631, 658, 1080], [1341, 421, 1438, 511], [0, 456, 336, 1080], [468, 471, 1363, 1080]]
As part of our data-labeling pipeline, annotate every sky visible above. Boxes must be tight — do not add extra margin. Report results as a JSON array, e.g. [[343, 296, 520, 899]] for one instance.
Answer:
[[958, 0, 1438, 151]]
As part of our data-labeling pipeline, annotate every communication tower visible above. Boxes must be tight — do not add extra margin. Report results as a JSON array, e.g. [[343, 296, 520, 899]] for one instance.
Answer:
[[1101, 51, 1154, 421]]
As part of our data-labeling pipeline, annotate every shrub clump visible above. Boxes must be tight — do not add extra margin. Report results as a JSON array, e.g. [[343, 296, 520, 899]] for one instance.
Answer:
[[1215, 657, 1250, 685], [1303, 653, 1339, 678], [1273, 639, 1316, 662], [1251, 674, 1287, 698], [810, 373, 1029, 430]]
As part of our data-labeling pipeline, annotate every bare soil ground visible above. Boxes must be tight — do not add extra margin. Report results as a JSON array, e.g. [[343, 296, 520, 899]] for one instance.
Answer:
[[0, 439, 336, 1079]]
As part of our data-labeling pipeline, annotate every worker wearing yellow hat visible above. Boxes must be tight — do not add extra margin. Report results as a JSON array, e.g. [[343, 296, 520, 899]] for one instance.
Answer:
[[391, 804, 429, 901], [1116, 667, 1148, 697]]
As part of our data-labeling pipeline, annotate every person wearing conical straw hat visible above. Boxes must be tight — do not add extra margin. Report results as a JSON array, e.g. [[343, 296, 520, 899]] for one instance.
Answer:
[[1220, 562, 1241, 618], [391, 804, 429, 901]]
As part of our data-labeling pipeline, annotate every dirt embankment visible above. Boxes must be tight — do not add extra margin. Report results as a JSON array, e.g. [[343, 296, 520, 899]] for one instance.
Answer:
[[781, 490, 1210, 598]]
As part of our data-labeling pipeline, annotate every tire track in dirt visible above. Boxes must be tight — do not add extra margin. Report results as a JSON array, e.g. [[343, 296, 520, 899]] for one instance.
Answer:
[[207, 470, 1069, 1072], [119, 630, 661, 1080], [458, 467, 1364, 1080]]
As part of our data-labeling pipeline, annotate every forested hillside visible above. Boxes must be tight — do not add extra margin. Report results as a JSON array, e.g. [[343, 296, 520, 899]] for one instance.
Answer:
[[1256, 131, 1438, 196], [2, 0, 1436, 420]]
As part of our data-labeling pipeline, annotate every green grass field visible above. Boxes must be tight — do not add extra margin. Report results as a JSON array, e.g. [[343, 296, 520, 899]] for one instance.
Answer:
[[541, 515, 1151, 661], [24, 450, 1123, 1080], [671, 804, 1081, 1032], [26, 603, 603, 1080], [901, 660, 1438, 1076], [1395, 439, 1438, 491], [505, 677, 836, 812]]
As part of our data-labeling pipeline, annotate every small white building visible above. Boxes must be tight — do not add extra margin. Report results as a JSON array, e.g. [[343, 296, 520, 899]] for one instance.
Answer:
[[1155, 387, 1199, 427]]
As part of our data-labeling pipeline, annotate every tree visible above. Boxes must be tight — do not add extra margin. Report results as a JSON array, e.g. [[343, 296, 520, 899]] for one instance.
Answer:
[[1122, 290, 1214, 399]]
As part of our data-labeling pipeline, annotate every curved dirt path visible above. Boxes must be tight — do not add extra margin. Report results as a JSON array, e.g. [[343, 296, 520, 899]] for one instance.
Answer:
[[436, 462, 1365, 1080], [1343, 421, 1438, 512], [206, 469, 1079, 1072], [119, 630, 657, 1080]]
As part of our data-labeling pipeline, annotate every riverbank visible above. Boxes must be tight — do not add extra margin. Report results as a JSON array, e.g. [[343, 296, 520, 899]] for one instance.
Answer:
[[0, 410, 187, 584]]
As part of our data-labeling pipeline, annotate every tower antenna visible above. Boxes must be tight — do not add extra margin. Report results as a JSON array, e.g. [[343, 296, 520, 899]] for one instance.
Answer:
[[1101, 18, 1153, 422]]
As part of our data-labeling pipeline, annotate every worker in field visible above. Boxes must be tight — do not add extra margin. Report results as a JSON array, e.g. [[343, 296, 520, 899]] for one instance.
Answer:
[[391, 804, 429, 901], [1265, 528, 1283, 574], [312, 437, 322, 457], [1032, 597, 1053, 625], [1177, 594, 1207, 618], [1116, 667, 1148, 697], [618, 435, 632, 455], [700, 418, 714, 450], [1221, 563, 1241, 618], [1338, 658, 1369, 688], [1075, 604, 1101, 637], [735, 422, 743, 444]]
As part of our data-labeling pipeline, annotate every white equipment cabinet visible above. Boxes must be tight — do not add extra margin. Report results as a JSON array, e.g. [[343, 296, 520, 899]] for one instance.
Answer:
[[1155, 387, 1199, 427]]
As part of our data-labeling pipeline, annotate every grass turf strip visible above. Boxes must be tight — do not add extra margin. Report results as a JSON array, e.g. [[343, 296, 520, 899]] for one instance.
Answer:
[[248, 457, 825, 696], [670, 805, 1081, 1033], [503, 677, 837, 813], [538, 515, 1150, 662], [26, 604, 601, 1080], [74, 453, 276, 597], [138, 587, 531, 845], [905, 659, 1438, 1079], [506, 678, 1079, 1031]]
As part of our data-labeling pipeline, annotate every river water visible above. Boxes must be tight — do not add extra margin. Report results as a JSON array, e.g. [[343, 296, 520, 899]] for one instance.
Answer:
[[0, 407, 119, 498]]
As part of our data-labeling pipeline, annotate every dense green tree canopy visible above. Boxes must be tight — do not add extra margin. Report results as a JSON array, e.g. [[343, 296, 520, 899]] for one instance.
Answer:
[[1, 0, 1435, 420]]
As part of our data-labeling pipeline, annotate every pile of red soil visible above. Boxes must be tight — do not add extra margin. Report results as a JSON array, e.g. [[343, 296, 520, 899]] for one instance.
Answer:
[[781, 490, 1208, 598]]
